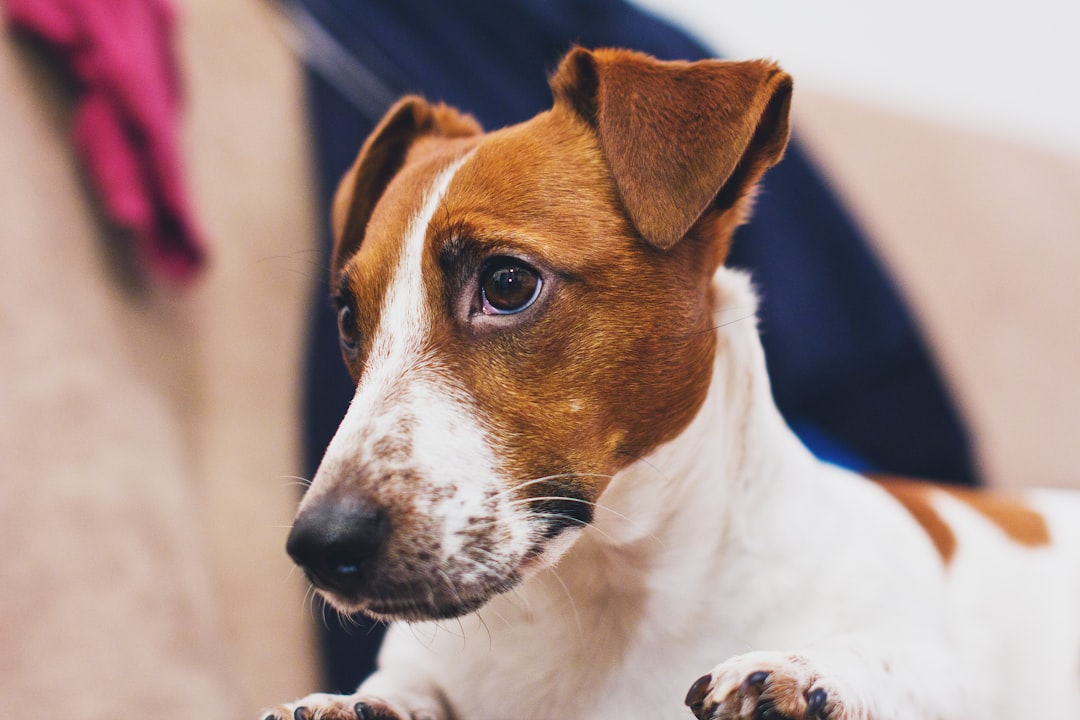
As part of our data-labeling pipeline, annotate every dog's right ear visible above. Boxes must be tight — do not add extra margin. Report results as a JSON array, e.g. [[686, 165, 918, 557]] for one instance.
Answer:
[[550, 48, 792, 255], [330, 96, 482, 278]]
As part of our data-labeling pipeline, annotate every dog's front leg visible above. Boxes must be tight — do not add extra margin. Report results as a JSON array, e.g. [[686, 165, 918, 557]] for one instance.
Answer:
[[261, 670, 453, 720], [684, 629, 971, 720]]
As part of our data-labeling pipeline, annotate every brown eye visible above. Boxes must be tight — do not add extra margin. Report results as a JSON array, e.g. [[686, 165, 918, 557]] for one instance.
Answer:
[[337, 303, 359, 352], [480, 260, 541, 315]]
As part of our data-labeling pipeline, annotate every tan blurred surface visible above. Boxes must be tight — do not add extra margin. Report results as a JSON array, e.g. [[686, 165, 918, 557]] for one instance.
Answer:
[[794, 91, 1080, 490], [0, 0, 318, 716]]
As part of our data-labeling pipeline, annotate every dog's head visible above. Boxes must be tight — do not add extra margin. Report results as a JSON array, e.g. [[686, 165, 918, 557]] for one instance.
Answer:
[[287, 48, 792, 621]]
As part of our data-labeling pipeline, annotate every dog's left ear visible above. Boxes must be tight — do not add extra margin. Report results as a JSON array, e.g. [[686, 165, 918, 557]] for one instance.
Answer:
[[550, 47, 793, 251], [330, 97, 483, 277]]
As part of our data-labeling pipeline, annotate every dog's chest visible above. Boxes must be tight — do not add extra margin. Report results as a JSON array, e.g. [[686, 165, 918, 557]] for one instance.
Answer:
[[426, 615, 721, 720], [386, 544, 748, 720]]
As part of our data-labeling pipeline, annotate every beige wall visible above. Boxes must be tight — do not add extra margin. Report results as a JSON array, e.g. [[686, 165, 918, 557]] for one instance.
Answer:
[[794, 91, 1080, 490]]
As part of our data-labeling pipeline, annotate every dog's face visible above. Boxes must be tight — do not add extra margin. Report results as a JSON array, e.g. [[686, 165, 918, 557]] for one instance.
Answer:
[[288, 48, 792, 621]]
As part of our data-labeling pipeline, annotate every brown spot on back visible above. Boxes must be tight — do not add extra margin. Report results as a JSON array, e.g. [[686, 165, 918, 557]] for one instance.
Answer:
[[943, 485, 1051, 548], [873, 475, 1051, 561], [876, 478, 957, 564]]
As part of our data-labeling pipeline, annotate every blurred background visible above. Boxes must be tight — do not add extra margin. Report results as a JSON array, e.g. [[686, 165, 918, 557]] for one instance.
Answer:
[[0, 1, 1076, 718]]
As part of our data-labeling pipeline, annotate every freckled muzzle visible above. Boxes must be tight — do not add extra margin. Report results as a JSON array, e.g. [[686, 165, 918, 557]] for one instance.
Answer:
[[285, 489, 530, 621]]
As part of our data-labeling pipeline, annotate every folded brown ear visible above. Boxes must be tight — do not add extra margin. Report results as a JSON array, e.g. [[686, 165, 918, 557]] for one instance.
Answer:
[[550, 47, 793, 250], [330, 96, 482, 277]]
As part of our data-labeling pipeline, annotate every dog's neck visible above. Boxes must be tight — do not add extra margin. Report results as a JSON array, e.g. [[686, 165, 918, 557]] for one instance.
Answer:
[[562, 267, 819, 588]]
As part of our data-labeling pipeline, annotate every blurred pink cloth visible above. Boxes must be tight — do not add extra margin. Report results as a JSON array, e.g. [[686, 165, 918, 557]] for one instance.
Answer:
[[5, 0, 207, 284]]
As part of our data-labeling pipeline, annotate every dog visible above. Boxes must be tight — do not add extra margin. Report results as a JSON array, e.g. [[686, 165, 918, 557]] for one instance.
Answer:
[[264, 47, 1080, 720]]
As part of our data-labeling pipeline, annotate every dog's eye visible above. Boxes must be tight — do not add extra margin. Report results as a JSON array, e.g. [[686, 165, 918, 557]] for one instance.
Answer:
[[337, 303, 360, 352], [480, 259, 542, 315]]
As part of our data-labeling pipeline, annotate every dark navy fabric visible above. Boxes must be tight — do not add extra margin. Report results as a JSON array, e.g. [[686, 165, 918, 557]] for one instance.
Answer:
[[297, 0, 978, 693]]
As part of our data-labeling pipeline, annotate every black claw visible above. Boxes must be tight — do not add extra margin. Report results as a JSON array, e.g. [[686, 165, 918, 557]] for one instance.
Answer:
[[806, 687, 829, 718], [743, 670, 770, 689], [752, 698, 783, 720], [354, 702, 369, 719], [263, 715, 277, 720], [293, 708, 311, 720], [685, 673, 713, 708]]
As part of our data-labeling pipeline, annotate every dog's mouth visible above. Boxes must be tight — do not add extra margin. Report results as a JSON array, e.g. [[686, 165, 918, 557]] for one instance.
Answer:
[[310, 513, 590, 622], [293, 479, 597, 622], [356, 591, 501, 622], [315, 569, 525, 622]]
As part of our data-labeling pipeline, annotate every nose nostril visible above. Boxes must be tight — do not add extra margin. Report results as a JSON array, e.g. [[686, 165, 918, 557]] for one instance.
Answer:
[[324, 549, 368, 580], [286, 498, 390, 595]]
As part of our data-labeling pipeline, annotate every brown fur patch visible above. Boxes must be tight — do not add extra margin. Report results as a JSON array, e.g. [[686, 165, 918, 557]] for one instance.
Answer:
[[549, 48, 792, 250], [874, 475, 1051, 562], [943, 485, 1051, 548], [876, 478, 958, 564]]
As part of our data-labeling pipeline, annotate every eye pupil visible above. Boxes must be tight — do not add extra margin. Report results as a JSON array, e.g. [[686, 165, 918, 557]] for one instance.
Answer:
[[482, 262, 541, 314], [337, 304, 359, 350]]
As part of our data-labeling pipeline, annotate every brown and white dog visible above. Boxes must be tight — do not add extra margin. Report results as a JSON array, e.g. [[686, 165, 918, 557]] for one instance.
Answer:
[[265, 48, 1080, 720]]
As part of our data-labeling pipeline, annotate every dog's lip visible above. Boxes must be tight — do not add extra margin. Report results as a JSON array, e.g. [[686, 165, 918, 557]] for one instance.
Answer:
[[318, 576, 520, 622], [360, 594, 491, 621]]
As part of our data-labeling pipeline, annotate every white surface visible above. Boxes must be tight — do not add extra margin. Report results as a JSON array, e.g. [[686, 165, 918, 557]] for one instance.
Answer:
[[632, 0, 1080, 157]]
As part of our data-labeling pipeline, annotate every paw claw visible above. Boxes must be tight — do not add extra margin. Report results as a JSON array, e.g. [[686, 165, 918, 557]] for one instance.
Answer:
[[752, 698, 786, 720], [685, 673, 714, 708], [743, 670, 770, 690], [293, 708, 311, 720], [806, 687, 828, 718], [354, 702, 369, 719], [690, 652, 843, 720]]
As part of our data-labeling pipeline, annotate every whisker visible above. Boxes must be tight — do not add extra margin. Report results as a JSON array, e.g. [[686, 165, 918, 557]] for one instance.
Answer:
[[307, 586, 322, 626], [545, 566, 584, 644], [455, 616, 467, 649], [658, 308, 756, 341], [526, 511, 620, 544], [300, 584, 313, 621], [505, 494, 632, 522], [484, 473, 615, 504], [475, 610, 494, 649], [318, 594, 331, 631], [278, 474, 313, 488], [611, 448, 676, 487], [525, 496, 666, 549]]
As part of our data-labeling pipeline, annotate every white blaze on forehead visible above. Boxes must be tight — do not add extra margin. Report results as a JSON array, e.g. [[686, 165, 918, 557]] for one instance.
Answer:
[[315, 152, 473, 483], [365, 153, 472, 400], [307, 150, 533, 566]]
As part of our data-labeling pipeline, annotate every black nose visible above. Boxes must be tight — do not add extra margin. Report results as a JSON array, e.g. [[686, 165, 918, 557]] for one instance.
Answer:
[[286, 497, 390, 596]]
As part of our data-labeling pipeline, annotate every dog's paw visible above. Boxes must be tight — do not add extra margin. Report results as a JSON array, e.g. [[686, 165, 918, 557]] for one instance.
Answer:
[[685, 652, 845, 720], [262, 693, 409, 720]]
